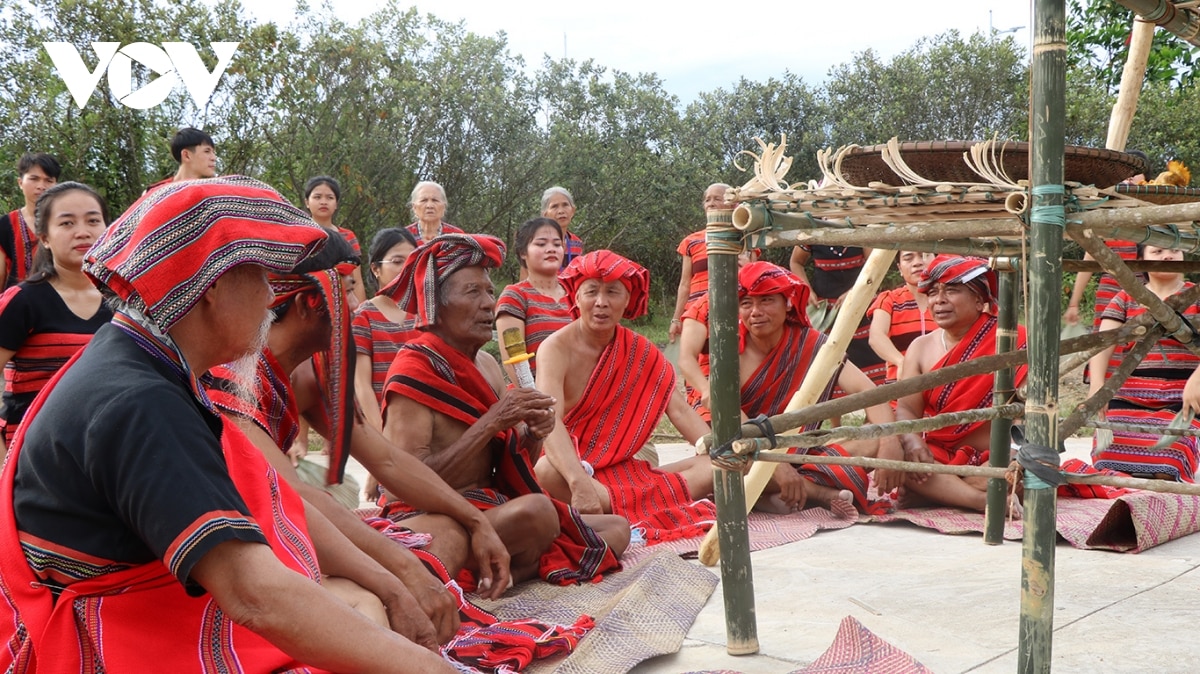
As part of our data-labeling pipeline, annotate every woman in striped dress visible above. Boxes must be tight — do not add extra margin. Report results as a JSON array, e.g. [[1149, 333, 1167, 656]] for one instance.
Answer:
[[352, 227, 419, 431], [0, 182, 112, 451], [1088, 244, 1200, 481], [495, 217, 573, 386], [869, 250, 934, 384], [304, 175, 367, 306]]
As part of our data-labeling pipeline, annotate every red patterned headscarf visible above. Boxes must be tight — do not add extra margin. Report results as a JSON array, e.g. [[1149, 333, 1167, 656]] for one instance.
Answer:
[[917, 254, 997, 305], [559, 250, 650, 320], [86, 176, 328, 331], [738, 261, 811, 327], [269, 269, 356, 485], [379, 233, 506, 329]]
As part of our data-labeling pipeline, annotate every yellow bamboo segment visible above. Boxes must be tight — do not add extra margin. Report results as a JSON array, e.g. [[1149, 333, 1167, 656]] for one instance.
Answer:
[[697, 247, 897, 566]]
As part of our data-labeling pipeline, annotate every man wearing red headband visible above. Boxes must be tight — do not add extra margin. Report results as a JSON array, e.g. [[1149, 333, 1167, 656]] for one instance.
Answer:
[[894, 255, 1027, 513], [736, 262, 906, 516], [536, 250, 716, 544], [0, 177, 452, 672], [379, 234, 626, 588], [206, 233, 512, 649]]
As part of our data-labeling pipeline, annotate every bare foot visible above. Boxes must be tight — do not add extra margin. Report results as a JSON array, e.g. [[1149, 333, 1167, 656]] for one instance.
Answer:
[[753, 494, 797, 514], [829, 490, 857, 519]]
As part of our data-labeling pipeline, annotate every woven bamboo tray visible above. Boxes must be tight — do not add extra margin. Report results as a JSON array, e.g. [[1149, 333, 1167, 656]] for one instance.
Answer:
[[838, 141, 1146, 188], [1114, 183, 1200, 205]]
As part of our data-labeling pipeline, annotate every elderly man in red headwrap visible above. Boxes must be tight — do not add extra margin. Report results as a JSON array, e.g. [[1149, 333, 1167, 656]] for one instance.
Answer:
[[734, 262, 906, 516], [205, 232, 515, 650], [379, 234, 627, 589], [535, 250, 716, 544], [0, 177, 453, 672], [894, 254, 1028, 513]]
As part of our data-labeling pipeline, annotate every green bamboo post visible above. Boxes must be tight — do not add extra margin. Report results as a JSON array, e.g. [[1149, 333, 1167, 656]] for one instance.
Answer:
[[1021, 0, 1066, 671], [705, 208, 758, 655], [985, 266, 1017, 544]]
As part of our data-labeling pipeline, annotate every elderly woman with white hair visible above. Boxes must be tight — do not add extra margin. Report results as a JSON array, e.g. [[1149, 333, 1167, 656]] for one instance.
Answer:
[[540, 186, 583, 268], [406, 181, 464, 246]]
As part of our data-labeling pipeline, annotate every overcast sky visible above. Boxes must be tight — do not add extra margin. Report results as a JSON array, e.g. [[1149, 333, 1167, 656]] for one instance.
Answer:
[[244, 0, 1034, 103]]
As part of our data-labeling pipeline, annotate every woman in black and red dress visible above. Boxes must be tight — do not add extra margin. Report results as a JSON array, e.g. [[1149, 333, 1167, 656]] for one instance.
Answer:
[[0, 182, 112, 450]]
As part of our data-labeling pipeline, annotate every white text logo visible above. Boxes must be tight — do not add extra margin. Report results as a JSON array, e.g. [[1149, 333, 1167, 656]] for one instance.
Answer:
[[43, 42, 240, 110]]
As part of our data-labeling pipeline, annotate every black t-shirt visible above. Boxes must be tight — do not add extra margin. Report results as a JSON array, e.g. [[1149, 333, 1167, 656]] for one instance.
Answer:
[[12, 324, 267, 595]]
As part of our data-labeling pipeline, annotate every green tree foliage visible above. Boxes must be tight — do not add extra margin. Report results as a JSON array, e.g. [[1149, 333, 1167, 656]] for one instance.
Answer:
[[2, 1, 1199, 305], [1067, 0, 1197, 91], [825, 31, 1028, 145]]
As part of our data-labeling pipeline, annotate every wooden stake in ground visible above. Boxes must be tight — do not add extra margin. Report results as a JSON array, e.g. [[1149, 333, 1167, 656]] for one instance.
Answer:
[[697, 247, 897, 567]]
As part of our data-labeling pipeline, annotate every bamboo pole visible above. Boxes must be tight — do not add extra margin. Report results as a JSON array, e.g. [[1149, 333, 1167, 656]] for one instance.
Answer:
[[1087, 418, 1200, 436], [1070, 226, 1199, 346], [1106, 18, 1156, 151], [1110, 0, 1200, 49], [986, 269, 1018, 544], [1063, 260, 1200, 273], [704, 208, 758, 655], [1022, 0, 1066, 668], [1058, 323, 1165, 438], [737, 404, 1024, 450], [696, 247, 897, 567], [741, 450, 1200, 498]]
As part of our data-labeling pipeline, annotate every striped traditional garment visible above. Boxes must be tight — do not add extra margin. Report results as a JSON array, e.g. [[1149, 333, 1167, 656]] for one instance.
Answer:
[[332, 225, 361, 276], [922, 313, 1028, 465], [382, 330, 620, 585], [870, 285, 932, 382], [677, 230, 708, 305], [351, 299, 418, 405], [681, 295, 711, 421], [1, 210, 38, 288], [803, 244, 866, 300], [494, 280, 572, 377], [562, 230, 584, 268], [0, 282, 112, 446], [1093, 287, 1200, 481], [563, 325, 716, 543], [1092, 240, 1141, 328], [406, 221, 465, 247], [739, 322, 880, 512], [208, 348, 300, 451]]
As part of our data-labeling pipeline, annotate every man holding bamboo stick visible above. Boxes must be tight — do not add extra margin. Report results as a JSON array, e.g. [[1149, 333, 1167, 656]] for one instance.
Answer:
[[894, 255, 1028, 513]]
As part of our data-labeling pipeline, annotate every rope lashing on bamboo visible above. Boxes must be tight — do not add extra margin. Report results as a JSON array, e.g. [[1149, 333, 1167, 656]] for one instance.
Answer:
[[1013, 426, 1065, 490], [708, 414, 777, 473], [705, 208, 744, 256], [1029, 184, 1067, 228]]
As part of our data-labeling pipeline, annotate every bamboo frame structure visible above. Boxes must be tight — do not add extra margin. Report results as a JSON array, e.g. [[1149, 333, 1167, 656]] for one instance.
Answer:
[[701, 1, 1200, 667]]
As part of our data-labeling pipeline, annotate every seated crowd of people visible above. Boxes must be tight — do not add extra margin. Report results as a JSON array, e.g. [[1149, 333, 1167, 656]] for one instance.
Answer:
[[1, 129, 1197, 671]]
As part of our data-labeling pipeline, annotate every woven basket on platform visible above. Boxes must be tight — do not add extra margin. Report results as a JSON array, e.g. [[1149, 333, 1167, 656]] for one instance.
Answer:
[[837, 141, 1147, 188]]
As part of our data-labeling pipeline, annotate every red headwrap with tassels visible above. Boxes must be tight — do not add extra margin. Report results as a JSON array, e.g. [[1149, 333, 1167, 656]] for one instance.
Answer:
[[269, 270, 356, 485], [738, 261, 811, 326], [559, 250, 650, 319], [379, 233, 506, 329]]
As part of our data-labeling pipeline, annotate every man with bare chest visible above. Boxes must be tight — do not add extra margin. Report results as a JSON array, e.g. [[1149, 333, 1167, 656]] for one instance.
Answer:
[[894, 255, 1027, 512], [535, 250, 716, 544], [380, 234, 626, 587]]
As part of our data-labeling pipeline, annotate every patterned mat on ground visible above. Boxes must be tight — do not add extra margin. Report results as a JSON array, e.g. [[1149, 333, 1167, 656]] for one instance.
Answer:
[[473, 549, 717, 674], [870, 491, 1200, 552], [622, 508, 857, 567], [681, 616, 932, 674]]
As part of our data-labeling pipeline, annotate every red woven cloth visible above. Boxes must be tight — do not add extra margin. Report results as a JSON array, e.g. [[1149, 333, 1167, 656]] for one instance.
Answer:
[[869, 285, 932, 382], [738, 261, 811, 326], [739, 322, 876, 512], [922, 313, 1028, 464], [559, 250, 650, 319], [681, 296, 711, 422], [382, 331, 620, 585], [563, 326, 715, 543], [209, 348, 300, 450], [380, 233, 505, 329], [0, 367, 326, 673]]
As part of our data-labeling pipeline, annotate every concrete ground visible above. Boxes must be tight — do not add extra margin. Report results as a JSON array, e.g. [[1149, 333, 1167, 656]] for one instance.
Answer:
[[339, 438, 1200, 674], [632, 439, 1200, 674]]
